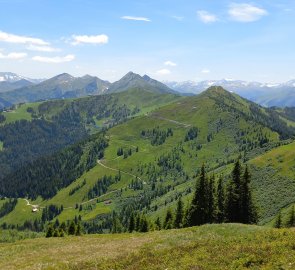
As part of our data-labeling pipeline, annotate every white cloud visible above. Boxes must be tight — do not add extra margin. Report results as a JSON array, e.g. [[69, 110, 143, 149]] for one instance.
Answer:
[[197, 10, 218, 23], [121, 16, 151, 22], [71, 34, 109, 45], [172, 16, 184, 21], [164, 61, 177, 67], [201, 68, 210, 74], [32, 54, 75, 64], [0, 31, 49, 45], [157, 69, 171, 75], [228, 3, 268, 22], [26, 44, 60, 52], [0, 52, 27, 59]]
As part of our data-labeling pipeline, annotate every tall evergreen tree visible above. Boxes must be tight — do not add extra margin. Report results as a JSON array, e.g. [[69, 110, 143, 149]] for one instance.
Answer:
[[68, 221, 76, 235], [164, 209, 174, 229], [225, 160, 242, 222], [46, 225, 54, 238], [274, 211, 282, 228], [139, 215, 149, 232], [187, 164, 208, 226], [207, 175, 216, 223], [154, 217, 162, 230], [174, 198, 184, 228], [286, 206, 295, 228], [216, 177, 225, 223], [128, 212, 135, 233], [240, 165, 257, 224]]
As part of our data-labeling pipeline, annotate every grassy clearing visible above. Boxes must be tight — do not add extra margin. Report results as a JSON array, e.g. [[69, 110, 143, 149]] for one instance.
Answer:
[[1, 224, 295, 270], [1, 102, 41, 124]]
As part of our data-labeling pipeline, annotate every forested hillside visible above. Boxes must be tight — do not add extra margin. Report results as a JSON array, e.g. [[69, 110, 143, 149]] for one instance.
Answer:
[[1, 86, 294, 233]]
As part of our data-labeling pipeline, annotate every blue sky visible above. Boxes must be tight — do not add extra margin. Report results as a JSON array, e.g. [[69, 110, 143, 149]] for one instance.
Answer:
[[0, 0, 294, 83]]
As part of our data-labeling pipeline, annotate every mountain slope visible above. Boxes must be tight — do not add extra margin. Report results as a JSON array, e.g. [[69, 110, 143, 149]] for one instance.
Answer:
[[107, 72, 176, 94], [0, 89, 180, 189], [1, 224, 294, 270], [0, 73, 111, 107], [1, 87, 294, 228]]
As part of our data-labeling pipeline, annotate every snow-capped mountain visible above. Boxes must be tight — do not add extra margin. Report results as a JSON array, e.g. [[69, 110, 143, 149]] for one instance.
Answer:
[[0, 72, 44, 84], [0, 72, 45, 93], [164, 79, 295, 107]]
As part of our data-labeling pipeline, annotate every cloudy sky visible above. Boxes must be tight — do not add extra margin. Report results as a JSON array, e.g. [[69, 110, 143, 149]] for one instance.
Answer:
[[0, 0, 294, 83]]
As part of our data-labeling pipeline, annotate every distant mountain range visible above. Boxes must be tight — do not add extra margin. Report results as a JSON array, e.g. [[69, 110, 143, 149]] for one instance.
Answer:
[[0, 72, 177, 109], [165, 79, 295, 107], [2, 71, 295, 109]]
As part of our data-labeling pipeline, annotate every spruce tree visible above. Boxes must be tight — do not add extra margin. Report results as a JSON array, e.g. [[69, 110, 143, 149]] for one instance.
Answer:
[[216, 177, 225, 223], [240, 165, 257, 224], [286, 206, 295, 228], [187, 164, 208, 226], [225, 160, 242, 223], [274, 211, 282, 228], [46, 225, 54, 238], [135, 214, 141, 231], [53, 229, 59, 237], [75, 223, 82, 236], [139, 215, 149, 232], [207, 175, 216, 223], [164, 209, 174, 229], [154, 217, 162, 230], [174, 198, 184, 228], [128, 212, 135, 233], [68, 221, 76, 235]]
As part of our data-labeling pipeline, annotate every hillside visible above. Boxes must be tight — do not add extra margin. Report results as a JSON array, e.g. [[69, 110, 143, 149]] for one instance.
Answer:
[[249, 141, 295, 224], [1, 224, 295, 270], [1, 87, 294, 229], [0, 73, 110, 107], [0, 89, 180, 189], [0, 72, 177, 109], [107, 71, 176, 94]]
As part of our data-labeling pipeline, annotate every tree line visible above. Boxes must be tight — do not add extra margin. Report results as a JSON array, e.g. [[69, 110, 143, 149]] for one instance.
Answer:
[[113, 160, 257, 233]]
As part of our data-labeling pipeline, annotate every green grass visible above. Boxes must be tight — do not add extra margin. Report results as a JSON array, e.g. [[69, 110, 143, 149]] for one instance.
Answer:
[[1, 102, 41, 124], [249, 141, 295, 224], [0, 87, 290, 227], [1, 224, 295, 270], [0, 141, 3, 151]]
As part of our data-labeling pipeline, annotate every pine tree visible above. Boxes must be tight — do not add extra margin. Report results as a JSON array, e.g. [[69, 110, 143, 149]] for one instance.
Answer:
[[286, 206, 295, 227], [53, 229, 59, 237], [46, 225, 54, 238], [154, 217, 162, 230], [164, 209, 174, 229], [240, 165, 257, 224], [76, 223, 82, 236], [225, 160, 242, 222], [135, 214, 141, 231], [174, 198, 184, 228], [187, 164, 208, 226], [274, 211, 282, 228], [128, 212, 135, 233], [207, 175, 215, 223], [111, 212, 123, 233], [139, 215, 149, 232], [216, 177, 225, 223], [68, 221, 76, 235]]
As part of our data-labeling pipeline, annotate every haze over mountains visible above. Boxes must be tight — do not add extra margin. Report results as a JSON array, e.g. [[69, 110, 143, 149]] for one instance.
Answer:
[[1, 71, 295, 109], [166, 79, 295, 107]]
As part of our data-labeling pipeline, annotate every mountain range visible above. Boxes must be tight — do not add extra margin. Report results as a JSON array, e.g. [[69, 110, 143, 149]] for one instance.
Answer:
[[0, 72, 177, 109], [2, 72, 295, 109], [165, 79, 295, 107]]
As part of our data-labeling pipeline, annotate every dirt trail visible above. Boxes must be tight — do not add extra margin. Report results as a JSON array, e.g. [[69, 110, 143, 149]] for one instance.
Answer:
[[150, 114, 191, 128]]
